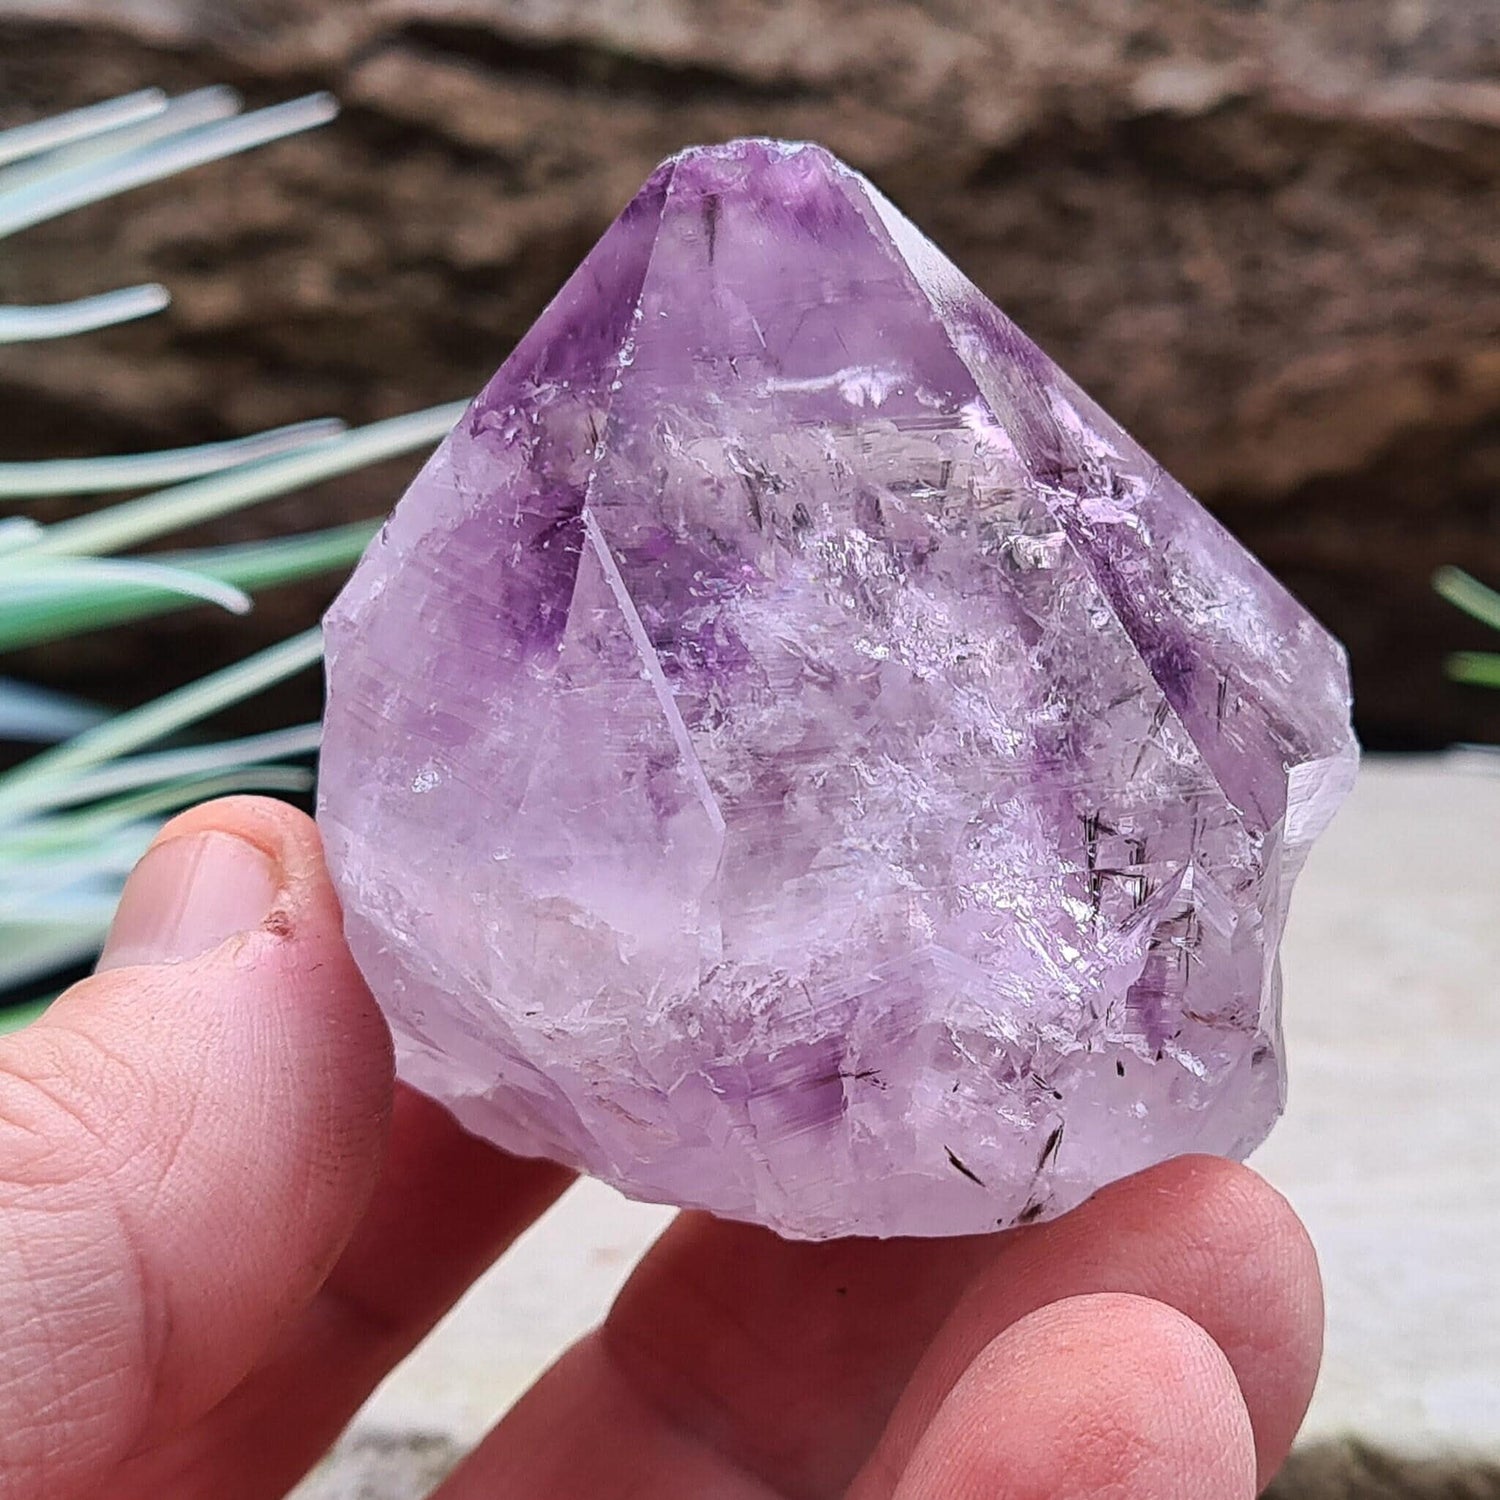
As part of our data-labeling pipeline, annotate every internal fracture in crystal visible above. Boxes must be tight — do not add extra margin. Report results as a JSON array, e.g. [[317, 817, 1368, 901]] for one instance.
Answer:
[[318, 139, 1357, 1239]]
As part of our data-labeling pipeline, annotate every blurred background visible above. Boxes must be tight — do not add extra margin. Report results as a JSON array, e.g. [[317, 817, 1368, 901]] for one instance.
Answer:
[[2, 0, 1498, 750]]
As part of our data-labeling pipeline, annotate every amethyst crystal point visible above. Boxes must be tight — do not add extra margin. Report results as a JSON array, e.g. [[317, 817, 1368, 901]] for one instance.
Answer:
[[318, 139, 1357, 1240]]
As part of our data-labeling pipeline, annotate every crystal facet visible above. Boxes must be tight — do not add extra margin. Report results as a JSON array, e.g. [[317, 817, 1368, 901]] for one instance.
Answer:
[[318, 139, 1357, 1240]]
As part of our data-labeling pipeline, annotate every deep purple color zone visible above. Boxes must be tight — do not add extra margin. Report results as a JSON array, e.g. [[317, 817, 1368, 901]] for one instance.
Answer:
[[318, 140, 1357, 1239]]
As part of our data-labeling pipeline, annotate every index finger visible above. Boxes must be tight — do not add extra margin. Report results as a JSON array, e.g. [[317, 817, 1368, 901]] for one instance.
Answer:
[[435, 1155, 1321, 1499]]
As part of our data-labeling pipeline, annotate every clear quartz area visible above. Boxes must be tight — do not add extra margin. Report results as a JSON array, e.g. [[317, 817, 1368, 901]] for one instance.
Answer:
[[319, 139, 1357, 1239]]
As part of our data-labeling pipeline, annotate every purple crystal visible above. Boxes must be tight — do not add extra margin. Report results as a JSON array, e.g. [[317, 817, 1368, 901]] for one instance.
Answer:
[[318, 140, 1357, 1239]]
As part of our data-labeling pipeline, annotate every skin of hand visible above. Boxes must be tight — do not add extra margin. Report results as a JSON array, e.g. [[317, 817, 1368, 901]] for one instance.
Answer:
[[0, 797, 1323, 1500]]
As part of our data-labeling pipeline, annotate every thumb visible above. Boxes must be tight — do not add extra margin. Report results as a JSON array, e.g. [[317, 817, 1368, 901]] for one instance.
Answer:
[[0, 797, 393, 1500]]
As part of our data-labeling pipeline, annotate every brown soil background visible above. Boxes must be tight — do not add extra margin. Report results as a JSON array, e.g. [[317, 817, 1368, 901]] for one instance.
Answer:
[[2, 0, 1499, 748]]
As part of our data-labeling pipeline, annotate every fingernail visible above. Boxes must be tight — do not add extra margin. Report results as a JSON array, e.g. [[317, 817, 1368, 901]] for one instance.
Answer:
[[97, 830, 282, 972]]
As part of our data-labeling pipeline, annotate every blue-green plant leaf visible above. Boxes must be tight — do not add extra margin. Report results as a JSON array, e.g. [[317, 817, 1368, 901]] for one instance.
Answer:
[[0, 283, 170, 344], [10, 556, 253, 616], [0, 521, 378, 653], [0, 87, 239, 194], [0, 93, 339, 240], [0, 418, 346, 496], [0, 995, 57, 1036], [0, 680, 107, 742], [0, 84, 455, 1018], [0, 629, 324, 823], [4, 404, 461, 562], [1448, 651, 1500, 688], [0, 88, 166, 169], [31, 723, 321, 811], [1435, 567, 1500, 634]]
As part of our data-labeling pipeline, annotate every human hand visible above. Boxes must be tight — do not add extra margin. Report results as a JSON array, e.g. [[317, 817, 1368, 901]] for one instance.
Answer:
[[0, 796, 1322, 1499]]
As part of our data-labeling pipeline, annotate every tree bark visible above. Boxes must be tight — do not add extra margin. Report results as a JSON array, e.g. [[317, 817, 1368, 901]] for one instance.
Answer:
[[2, 0, 1498, 747]]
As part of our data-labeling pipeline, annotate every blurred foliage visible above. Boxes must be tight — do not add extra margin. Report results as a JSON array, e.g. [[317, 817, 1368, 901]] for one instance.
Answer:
[[0, 89, 460, 1020], [1435, 567, 1500, 691]]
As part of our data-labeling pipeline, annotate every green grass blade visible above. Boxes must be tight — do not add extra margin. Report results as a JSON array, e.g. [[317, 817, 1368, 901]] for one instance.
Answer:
[[3, 919, 113, 973], [1434, 567, 1500, 633], [0, 87, 241, 194], [0, 814, 156, 868], [0, 283, 170, 344], [0, 895, 123, 928], [0, 519, 41, 553], [0, 418, 346, 496], [33, 723, 321, 810], [15, 859, 140, 898], [169, 521, 378, 589], [0, 93, 339, 239], [0, 521, 377, 653], [5, 556, 253, 619], [1, 850, 151, 899], [0, 994, 59, 1036], [0, 680, 107, 742], [0, 628, 323, 822], [1448, 651, 1500, 688], [9, 404, 460, 560], [3, 765, 314, 862], [0, 89, 166, 168]]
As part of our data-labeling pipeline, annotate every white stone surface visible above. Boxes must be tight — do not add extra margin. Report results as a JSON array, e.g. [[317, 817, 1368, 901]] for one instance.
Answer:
[[351, 1177, 671, 1448], [300, 755, 1500, 1488], [1253, 753, 1500, 1448]]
